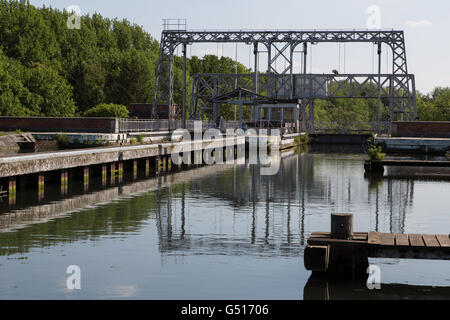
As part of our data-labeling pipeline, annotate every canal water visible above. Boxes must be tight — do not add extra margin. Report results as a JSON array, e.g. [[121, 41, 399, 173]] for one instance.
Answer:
[[0, 147, 449, 299]]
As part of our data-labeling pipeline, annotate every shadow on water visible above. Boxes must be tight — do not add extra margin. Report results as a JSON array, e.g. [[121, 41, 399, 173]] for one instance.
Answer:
[[303, 275, 450, 300]]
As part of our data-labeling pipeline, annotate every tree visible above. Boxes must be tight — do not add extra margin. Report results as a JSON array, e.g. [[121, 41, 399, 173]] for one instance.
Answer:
[[24, 62, 77, 116]]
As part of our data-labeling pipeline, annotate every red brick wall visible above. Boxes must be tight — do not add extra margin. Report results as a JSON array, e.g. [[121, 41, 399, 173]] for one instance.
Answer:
[[392, 121, 450, 138], [0, 117, 118, 133]]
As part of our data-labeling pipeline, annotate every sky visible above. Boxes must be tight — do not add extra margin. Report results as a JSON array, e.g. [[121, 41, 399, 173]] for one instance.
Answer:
[[29, 0, 450, 94]]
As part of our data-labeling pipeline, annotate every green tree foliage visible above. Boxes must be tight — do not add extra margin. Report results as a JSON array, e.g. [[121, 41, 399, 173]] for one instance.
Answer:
[[0, 0, 159, 116], [0, 49, 75, 116], [83, 103, 129, 118], [417, 87, 450, 121], [0, 1, 448, 122]]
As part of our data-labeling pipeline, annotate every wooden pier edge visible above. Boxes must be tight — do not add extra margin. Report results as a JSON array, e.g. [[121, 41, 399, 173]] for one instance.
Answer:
[[304, 213, 450, 278]]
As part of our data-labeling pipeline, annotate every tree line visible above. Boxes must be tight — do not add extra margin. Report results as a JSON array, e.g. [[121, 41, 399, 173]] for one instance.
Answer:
[[0, 1, 448, 121]]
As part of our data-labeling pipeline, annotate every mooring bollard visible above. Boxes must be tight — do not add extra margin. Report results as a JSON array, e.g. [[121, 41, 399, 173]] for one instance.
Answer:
[[304, 213, 369, 279], [331, 213, 353, 240]]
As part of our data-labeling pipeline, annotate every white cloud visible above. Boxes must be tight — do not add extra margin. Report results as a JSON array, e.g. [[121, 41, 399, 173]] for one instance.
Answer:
[[405, 20, 432, 28]]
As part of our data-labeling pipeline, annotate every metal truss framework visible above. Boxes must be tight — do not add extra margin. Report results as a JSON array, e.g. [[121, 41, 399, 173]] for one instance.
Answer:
[[190, 73, 416, 130], [153, 29, 417, 129]]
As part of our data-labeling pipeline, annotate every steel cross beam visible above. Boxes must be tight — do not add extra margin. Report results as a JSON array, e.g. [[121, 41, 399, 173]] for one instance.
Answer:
[[153, 29, 416, 125], [189, 73, 416, 124]]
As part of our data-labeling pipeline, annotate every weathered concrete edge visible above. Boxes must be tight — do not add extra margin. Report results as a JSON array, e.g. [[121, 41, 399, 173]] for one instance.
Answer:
[[0, 136, 245, 178]]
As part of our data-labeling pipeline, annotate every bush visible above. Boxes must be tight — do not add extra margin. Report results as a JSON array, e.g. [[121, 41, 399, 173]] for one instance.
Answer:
[[367, 136, 385, 161], [83, 103, 129, 118], [137, 134, 144, 143], [129, 138, 137, 144], [55, 134, 69, 147]]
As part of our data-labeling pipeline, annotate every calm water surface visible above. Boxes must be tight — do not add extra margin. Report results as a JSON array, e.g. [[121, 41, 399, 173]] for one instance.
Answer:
[[0, 148, 449, 299]]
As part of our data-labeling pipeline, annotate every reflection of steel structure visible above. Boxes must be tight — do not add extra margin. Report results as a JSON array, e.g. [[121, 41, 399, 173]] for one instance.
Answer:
[[153, 29, 417, 131]]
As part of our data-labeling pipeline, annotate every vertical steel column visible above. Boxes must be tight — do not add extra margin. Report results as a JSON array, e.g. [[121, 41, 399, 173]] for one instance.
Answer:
[[254, 42, 259, 93], [267, 42, 272, 97], [213, 75, 219, 124], [182, 43, 187, 128], [302, 42, 308, 132], [290, 43, 295, 100], [377, 42, 382, 134], [168, 47, 174, 131], [239, 89, 243, 128]]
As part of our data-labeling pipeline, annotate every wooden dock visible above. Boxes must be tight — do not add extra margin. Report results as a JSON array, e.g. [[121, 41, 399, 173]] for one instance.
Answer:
[[364, 159, 450, 173], [304, 214, 450, 278]]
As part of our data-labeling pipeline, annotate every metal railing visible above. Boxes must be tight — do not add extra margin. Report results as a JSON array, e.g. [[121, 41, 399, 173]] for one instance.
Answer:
[[310, 121, 390, 134], [119, 119, 219, 133]]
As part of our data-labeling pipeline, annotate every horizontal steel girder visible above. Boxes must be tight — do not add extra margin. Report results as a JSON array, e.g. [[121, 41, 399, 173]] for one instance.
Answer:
[[161, 30, 406, 46]]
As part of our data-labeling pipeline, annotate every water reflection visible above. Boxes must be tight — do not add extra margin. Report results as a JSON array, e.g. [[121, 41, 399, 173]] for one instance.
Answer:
[[0, 149, 449, 299], [0, 152, 436, 255], [304, 275, 450, 300]]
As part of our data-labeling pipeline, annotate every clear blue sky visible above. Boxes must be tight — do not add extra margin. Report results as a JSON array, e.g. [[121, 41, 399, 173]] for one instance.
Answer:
[[30, 0, 449, 94]]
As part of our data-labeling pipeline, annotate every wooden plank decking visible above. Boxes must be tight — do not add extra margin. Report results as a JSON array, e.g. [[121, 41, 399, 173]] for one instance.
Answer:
[[308, 232, 450, 260]]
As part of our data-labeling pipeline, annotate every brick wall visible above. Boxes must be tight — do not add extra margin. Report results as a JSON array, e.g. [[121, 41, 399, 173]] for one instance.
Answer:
[[0, 117, 119, 133], [392, 121, 450, 138]]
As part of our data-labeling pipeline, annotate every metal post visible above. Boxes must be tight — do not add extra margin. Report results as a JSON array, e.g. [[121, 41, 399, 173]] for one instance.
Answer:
[[302, 43, 308, 132], [377, 42, 382, 134], [254, 42, 258, 94], [182, 43, 187, 129], [168, 47, 174, 131], [290, 43, 294, 99], [239, 89, 243, 128], [267, 42, 272, 97]]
